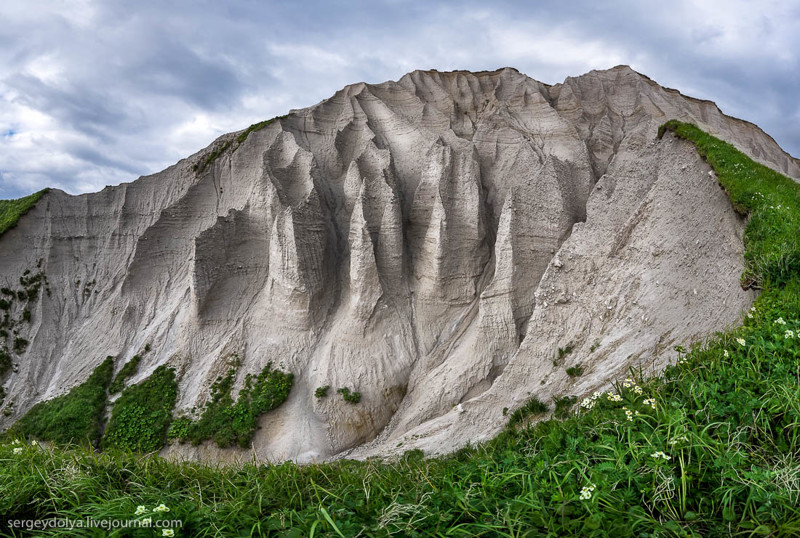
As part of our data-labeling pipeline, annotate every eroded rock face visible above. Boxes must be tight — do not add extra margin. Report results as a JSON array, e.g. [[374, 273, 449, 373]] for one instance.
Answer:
[[0, 66, 794, 461]]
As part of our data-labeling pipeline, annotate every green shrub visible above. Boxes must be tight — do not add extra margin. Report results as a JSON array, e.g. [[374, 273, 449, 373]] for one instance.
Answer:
[[102, 366, 177, 452], [565, 364, 584, 377], [109, 354, 141, 394], [314, 385, 330, 398], [12, 337, 28, 353], [0, 346, 11, 377], [553, 395, 577, 419], [183, 363, 294, 448], [557, 345, 574, 360], [337, 387, 361, 404], [507, 396, 549, 428], [11, 357, 114, 445]]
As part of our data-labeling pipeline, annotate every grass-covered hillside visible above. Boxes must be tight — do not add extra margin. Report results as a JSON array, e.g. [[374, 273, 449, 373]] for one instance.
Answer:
[[1, 122, 800, 536], [0, 189, 50, 238]]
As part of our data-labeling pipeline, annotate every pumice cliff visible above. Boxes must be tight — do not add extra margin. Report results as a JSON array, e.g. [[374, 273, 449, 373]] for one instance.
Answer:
[[1, 65, 797, 461]]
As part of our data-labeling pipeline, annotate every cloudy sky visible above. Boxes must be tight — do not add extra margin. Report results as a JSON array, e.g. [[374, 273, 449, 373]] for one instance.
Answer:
[[0, 0, 798, 199]]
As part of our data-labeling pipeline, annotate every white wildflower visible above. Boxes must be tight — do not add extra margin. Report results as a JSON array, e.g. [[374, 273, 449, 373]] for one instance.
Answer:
[[651, 451, 672, 461], [579, 484, 597, 500], [776, 317, 786, 325], [724, 350, 729, 358], [580, 398, 595, 410], [736, 338, 746, 347], [643, 398, 657, 410], [153, 504, 170, 513], [13, 447, 23, 455], [135, 506, 147, 515], [786, 330, 795, 339]]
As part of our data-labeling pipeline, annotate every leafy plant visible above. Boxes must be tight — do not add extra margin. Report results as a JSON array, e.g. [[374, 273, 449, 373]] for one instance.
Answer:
[[557, 345, 574, 360], [102, 366, 178, 452], [314, 385, 330, 398], [337, 387, 361, 404], [565, 363, 584, 377]]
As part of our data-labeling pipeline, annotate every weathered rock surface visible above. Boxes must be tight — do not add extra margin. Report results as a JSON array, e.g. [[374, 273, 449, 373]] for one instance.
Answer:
[[1, 65, 795, 461]]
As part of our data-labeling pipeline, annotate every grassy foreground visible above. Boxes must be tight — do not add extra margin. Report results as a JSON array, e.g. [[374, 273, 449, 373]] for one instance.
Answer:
[[1, 122, 800, 536]]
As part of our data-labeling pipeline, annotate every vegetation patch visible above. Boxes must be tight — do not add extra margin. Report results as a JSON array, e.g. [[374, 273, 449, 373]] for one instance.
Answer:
[[557, 344, 574, 360], [314, 385, 330, 398], [337, 386, 361, 404], [193, 139, 233, 174], [109, 354, 141, 394], [0, 189, 50, 238], [102, 366, 178, 453], [172, 362, 293, 448], [552, 394, 578, 419], [565, 363, 584, 377], [193, 115, 288, 175], [9, 357, 114, 445], [235, 115, 287, 144], [506, 396, 549, 428]]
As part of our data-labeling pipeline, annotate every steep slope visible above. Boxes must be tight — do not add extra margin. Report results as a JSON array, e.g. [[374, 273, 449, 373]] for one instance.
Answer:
[[0, 66, 795, 461]]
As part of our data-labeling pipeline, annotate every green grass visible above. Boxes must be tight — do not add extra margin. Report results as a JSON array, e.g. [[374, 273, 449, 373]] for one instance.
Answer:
[[102, 366, 178, 453], [1, 122, 800, 535], [9, 357, 113, 446], [506, 396, 549, 428], [235, 115, 287, 144], [0, 189, 50, 237]]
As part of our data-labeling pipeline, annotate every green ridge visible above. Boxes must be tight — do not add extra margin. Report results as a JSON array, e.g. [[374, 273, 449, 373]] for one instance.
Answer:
[[0, 189, 50, 238]]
